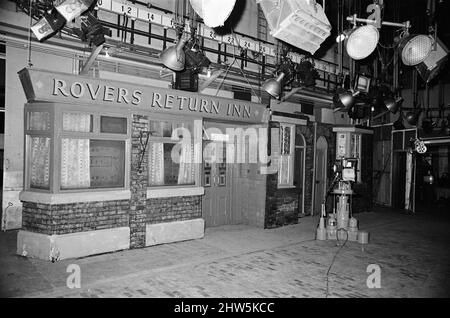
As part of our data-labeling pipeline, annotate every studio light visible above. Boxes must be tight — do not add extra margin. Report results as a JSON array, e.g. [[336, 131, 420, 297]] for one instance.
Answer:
[[184, 41, 211, 74], [405, 111, 420, 126], [384, 96, 403, 114], [77, 11, 111, 46], [159, 38, 188, 71], [297, 60, 318, 87], [262, 73, 285, 99], [189, 0, 236, 28], [257, 0, 331, 54], [333, 89, 360, 110], [55, 0, 94, 22], [354, 74, 371, 93], [399, 34, 433, 66], [345, 25, 379, 60], [31, 8, 66, 42], [415, 37, 449, 83]]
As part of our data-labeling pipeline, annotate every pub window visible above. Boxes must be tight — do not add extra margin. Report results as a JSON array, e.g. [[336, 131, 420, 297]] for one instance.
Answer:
[[148, 119, 196, 187], [278, 123, 295, 187], [60, 112, 127, 190], [28, 136, 51, 190], [25, 108, 129, 192], [61, 138, 125, 189], [25, 110, 52, 190]]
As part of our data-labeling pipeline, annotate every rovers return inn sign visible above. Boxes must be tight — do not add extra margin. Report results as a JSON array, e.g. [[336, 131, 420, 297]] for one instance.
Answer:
[[18, 68, 266, 123]]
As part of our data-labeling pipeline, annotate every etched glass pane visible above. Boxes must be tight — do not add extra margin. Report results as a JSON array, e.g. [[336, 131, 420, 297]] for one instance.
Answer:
[[28, 112, 51, 131], [29, 137, 50, 189], [61, 139, 125, 189], [62, 113, 92, 132]]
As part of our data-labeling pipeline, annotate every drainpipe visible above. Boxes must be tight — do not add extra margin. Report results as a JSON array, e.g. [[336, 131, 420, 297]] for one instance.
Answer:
[[311, 122, 317, 216]]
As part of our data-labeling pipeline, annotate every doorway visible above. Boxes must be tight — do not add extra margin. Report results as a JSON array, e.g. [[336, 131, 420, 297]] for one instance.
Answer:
[[202, 140, 232, 227], [294, 134, 306, 216], [314, 136, 328, 215], [392, 151, 407, 210]]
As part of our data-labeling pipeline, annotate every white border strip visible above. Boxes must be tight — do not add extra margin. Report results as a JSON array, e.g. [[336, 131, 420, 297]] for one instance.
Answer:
[[147, 187, 205, 199], [272, 115, 308, 126], [19, 190, 131, 204]]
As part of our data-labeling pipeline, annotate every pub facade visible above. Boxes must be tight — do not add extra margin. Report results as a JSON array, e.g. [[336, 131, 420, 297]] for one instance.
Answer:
[[17, 67, 275, 260]]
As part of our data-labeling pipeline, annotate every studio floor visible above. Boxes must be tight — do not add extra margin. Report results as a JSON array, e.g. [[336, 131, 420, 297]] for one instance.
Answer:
[[0, 206, 449, 298]]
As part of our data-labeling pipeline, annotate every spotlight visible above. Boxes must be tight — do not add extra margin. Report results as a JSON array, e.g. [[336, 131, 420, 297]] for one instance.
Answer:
[[189, 0, 236, 28], [262, 73, 285, 99], [159, 38, 188, 71], [384, 96, 403, 114], [184, 41, 211, 74], [346, 25, 379, 60], [78, 12, 111, 46], [405, 111, 420, 126], [333, 89, 360, 110], [354, 74, 371, 93], [415, 37, 449, 83], [31, 9, 66, 42], [296, 60, 318, 87], [399, 34, 433, 66], [55, 0, 94, 22]]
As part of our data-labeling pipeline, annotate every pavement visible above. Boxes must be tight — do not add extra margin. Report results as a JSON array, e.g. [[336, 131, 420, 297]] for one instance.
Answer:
[[0, 207, 450, 298]]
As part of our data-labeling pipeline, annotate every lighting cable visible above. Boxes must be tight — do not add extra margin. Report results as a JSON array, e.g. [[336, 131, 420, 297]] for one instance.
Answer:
[[325, 228, 349, 298], [27, 0, 33, 67], [230, 28, 262, 103]]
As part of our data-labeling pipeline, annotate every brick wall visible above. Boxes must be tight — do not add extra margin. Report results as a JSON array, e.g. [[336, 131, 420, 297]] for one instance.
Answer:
[[22, 200, 130, 235], [264, 121, 335, 229], [130, 115, 203, 248], [130, 114, 149, 248], [146, 196, 202, 224]]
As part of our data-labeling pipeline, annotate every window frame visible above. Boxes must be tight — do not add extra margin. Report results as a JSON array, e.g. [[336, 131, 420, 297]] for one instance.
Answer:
[[146, 113, 202, 190], [278, 123, 296, 188], [24, 103, 131, 194]]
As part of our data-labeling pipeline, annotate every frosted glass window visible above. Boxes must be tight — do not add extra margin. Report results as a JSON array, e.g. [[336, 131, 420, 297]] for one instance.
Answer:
[[148, 119, 195, 187], [62, 113, 93, 132], [28, 112, 51, 131], [61, 138, 125, 189], [29, 137, 50, 189]]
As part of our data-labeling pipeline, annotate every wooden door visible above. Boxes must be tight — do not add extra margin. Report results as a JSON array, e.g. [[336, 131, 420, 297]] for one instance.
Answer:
[[202, 140, 232, 227]]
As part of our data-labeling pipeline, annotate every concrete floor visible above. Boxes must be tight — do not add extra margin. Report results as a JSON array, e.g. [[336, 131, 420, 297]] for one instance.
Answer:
[[0, 207, 449, 298]]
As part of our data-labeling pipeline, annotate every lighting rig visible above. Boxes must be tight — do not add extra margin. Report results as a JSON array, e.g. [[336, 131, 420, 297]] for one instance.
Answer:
[[18, 0, 111, 46]]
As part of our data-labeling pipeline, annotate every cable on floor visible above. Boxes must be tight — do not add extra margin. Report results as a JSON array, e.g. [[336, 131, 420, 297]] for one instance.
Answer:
[[325, 228, 348, 298]]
